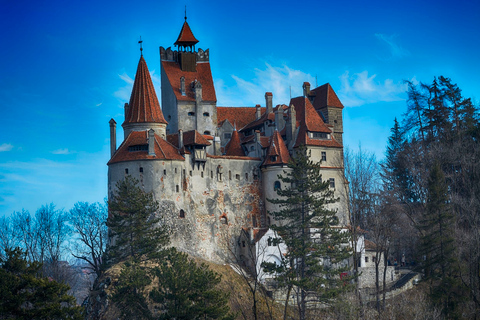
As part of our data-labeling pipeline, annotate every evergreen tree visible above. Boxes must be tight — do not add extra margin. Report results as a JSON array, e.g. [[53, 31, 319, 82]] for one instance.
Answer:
[[419, 163, 462, 317], [0, 247, 83, 320], [107, 176, 169, 263], [150, 248, 235, 320], [263, 147, 352, 320]]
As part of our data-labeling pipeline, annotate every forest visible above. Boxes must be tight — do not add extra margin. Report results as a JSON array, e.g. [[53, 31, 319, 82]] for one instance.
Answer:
[[0, 76, 479, 319]]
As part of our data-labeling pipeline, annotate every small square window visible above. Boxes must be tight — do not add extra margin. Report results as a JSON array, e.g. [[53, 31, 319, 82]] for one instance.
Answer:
[[125, 168, 129, 174], [235, 174, 240, 180], [329, 178, 335, 188], [188, 112, 195, 116]]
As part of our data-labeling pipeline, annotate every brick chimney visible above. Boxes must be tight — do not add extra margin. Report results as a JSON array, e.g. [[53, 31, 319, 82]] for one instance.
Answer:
[[275, 106, 285, 131], [265, 92, 273, 114], [109, 118, 116, 158], [180, 76, 186, 96], [303, 82, 311, 97]]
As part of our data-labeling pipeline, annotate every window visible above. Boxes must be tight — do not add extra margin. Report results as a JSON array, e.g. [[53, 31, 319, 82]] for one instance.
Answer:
[[168, 115, 171, 120], [163, 169, 166, 175], [201, 171, 204, 178], [220, 216, 227, 224], [139, 167, 143, 173], [188, 112, 195, 116], [179, 209, 185, 218], [245, 173, 248, 180], [235, 174, 240, 180], [274, 181, 281, 191], [211, 171, 213, 178], [267, 238, 272, 246], [204, 131, 211, 135], [329, 178, 335, 188], [176, 185, 179, 192], [321, 151, 326, 162], [270, 156, 277, 162], [175, 168, 177, 174], [365, 257, 369, 263], [128, 144, 148, 152], [125, 168, 129, 174], [229, 171, 232, 180], [372, 256, 376, 262], [189, 170, 193, 176], [224, 133, 231, 139], [203, 112, 210, 117], [242, 241, 246, 248], [250, 146, 255, 151], [313, 132, 328, 139]]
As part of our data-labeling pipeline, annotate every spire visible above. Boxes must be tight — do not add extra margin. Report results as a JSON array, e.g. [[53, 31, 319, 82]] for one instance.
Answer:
[[174, 14, 199, 50], [224, 129, 245, 157], [123, 56, 167, 126], [262, 130, 290, 166]]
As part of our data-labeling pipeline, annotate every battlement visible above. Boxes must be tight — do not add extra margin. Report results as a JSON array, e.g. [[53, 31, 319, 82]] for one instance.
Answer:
[[160, 46, 210, 62]]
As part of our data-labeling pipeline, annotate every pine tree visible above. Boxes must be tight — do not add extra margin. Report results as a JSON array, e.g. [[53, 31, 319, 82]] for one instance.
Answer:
[[419, 163, 462, 317], [263, 147, 352, 320], [150, 248, 235, 320], [0, 247, 83, 319], [107, 175, 169, 263]]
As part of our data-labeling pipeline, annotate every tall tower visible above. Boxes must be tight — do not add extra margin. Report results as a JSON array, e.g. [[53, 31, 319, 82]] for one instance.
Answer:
[[160, 16, 217, 136]]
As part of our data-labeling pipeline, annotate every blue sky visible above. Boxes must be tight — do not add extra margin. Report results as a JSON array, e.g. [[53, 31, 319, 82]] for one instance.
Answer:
[[1, 0, 479, 216]]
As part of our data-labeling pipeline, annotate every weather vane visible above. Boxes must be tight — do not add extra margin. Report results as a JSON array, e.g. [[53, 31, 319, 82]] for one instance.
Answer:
[[184, 5, 187, 21], [138, 36, 143, 55]]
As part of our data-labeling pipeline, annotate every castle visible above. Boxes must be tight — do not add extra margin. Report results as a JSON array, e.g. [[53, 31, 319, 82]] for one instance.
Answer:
[[107, 17, 349, 264]]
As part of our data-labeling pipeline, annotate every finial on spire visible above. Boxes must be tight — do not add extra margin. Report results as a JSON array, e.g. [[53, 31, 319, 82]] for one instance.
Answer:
[[138, 36, 143, 56], [184, 5, 187, 21]]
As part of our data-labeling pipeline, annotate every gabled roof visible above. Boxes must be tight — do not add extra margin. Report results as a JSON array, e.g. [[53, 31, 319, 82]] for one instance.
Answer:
[[294, 125, 343, 148], [174, 20, 199, 47], [161, 61, 216, 102], [108, 131, 184, 164], [123, 56, 167, 126], [262, 130, 290, 167], [167, 130, 211, 147], [290, 96, 331, 133], [217, 106, 265, 130], [224, 130, 245, 156], [310, 83, 344, 110]]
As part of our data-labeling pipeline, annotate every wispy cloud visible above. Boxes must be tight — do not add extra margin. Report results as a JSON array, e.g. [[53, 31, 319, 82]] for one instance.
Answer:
[[375, 33, 410, 60], [113, 71, 160, 106], [338, 71, 407, 107], [216, 63, 315, 106], [51, 148, 74, 155], [0, 143, 13, 152]]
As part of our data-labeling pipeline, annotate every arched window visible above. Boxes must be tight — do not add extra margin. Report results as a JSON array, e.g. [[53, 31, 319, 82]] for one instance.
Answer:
[[204, 131, 211, 135], [274, 181, 281, 191], [179, 209, 185, 218]]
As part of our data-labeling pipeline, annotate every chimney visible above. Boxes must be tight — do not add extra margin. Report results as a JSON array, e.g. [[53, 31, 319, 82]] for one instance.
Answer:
[[255, 104, 261, 120], [265, 92, 273, 114], [214, 136, 221, 155], [255, 130, 261, 157], [275, 106, 285, 131], [109, 118, 117, 158], [178, 129, 184, 149], [194, 80, 202, 103], [180, 76, 186, 96], [148, 129, 155, 156], [303, 82, 311, 97], [124, 103, 130, 121], [286, 104, 296, 149]]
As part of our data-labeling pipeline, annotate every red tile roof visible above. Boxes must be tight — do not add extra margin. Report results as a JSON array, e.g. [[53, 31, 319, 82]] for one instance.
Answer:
[[294, 125, 343, 148], [123, 56, 167, 126], [217, 106, 265, 130], [241, 109, 276, 131], [174, 20, 199, 47], [262, 130, 290, 167], [310, 83, 344, 110], [162, 61, 216, 102], [108, 131, 184, 164], [290, 96, 331, 133], [224, 130, 245, 156], [167, 130, 211, 147]]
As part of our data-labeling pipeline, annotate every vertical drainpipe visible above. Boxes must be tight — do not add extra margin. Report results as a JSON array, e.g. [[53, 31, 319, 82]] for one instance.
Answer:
[[109, 118, 117, 158]]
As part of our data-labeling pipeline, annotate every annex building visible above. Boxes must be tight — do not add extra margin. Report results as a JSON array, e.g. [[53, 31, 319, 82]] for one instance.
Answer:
[[107, 17, 349, 264]]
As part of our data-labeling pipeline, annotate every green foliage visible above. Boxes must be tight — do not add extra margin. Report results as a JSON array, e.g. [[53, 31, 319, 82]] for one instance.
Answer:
[[0, 247, 83, 320], [107, 176, 169, 263], [111, 259, 153, 320], [263, 147, 352, 319], [150, 248, 235, 320]]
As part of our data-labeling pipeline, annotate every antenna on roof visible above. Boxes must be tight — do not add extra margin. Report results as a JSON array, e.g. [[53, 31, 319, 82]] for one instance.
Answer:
[[138, 36, 143, 56], [184, 5, 187, 21]]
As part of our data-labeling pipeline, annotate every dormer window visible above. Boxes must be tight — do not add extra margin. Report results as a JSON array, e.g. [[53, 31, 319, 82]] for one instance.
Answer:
[[270, 156, 277, 162], [128, 145, 148, 152], [312, 132, 329, 139]]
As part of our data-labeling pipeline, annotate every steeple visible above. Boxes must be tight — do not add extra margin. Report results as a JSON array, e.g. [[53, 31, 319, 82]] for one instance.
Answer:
[[123, 55, 168, 138], [224, 128, 245, 157], [174, 13, 199, 52]]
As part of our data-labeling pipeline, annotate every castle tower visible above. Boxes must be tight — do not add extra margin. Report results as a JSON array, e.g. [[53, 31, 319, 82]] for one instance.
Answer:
[[160, 16, 217, 136], [122, 55, 168, 139]]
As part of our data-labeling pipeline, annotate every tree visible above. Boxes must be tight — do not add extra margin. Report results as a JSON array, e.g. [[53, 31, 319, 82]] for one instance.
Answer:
[[107, 176, 169, 263], [0, 247, 83, 320], [150, 248, 235, 320], [69, 201, 108, 277], [264, 147, 352, 320]]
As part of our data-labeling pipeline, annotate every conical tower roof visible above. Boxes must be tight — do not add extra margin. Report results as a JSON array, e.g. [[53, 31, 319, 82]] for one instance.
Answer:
[[224, 129, 245, 156], [174, 19, 199, 48], [123, 56, 167, 125], [262, 130, 290, 166]]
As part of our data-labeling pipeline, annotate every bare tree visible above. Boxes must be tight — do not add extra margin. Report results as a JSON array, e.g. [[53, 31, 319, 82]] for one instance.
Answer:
[[69, 201, 108, 277]]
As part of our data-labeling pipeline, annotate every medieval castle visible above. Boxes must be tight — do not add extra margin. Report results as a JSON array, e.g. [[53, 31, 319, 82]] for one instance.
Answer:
[[107, 17, 349, 264]]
